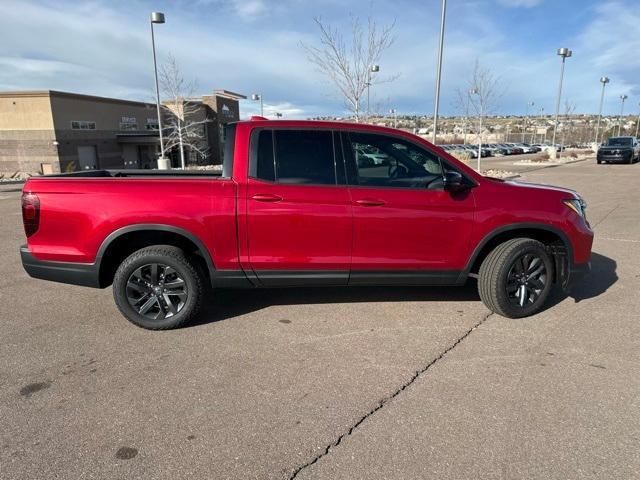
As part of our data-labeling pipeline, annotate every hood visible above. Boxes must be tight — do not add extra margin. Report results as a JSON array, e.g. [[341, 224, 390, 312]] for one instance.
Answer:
[[600, 145, 632, 151], [503, 179, 580, 198]]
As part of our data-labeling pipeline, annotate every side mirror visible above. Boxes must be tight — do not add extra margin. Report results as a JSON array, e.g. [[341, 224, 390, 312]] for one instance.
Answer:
[[443, 171, 465, 192]]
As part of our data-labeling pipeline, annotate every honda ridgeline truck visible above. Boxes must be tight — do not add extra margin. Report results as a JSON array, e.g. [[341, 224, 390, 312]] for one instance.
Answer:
[[20, 119, 593, 329]]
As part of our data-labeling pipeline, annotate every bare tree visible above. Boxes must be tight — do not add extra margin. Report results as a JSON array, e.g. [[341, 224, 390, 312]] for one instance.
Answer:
[[159, 54, 209, 169], [465, 60, 504, 170], [301, 15, 397, 121], [560, 99, 576, 147]]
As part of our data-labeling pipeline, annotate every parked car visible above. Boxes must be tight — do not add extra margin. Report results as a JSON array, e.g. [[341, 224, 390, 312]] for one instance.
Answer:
[[597, 136, 640, 164], [20, 119, 593, 329]]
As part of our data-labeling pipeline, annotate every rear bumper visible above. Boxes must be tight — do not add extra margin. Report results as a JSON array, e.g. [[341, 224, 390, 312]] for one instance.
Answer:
[[20, 246, 100, 288]]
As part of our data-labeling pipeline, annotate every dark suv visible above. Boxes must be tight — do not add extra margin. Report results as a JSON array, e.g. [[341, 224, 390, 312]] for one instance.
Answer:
[[597, 136, 640, 164]]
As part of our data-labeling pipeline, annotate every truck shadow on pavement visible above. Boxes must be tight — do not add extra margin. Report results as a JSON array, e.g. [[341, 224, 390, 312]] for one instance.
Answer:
[[194, 252, 617, 326]]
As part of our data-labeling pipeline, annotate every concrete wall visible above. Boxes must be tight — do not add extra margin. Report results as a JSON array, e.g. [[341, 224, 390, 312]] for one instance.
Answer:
[[0, 93, 59, 174]]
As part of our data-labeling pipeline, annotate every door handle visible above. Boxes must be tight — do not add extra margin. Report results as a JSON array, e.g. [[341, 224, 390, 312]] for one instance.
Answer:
[[355, 199, 386, 207], [251, 193, 283, 202]]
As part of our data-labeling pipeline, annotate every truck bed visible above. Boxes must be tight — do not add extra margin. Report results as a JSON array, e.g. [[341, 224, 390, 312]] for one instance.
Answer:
[[44, 169, 223, 178]]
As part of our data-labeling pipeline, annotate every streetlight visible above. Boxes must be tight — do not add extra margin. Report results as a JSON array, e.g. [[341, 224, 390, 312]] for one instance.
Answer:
[[523, 101, 534, 143], [471, 88, 482, 171], [251, 93, 263, 116], [635, 103, 640, 138], [389, 108, 397, 128], [551, 47, 572, 154], [594, 76, 610, 145], [617, 94, 628, 136], [432, 0, 447, 144], [150, 11, 166, 166], [366, 64, 379, 120]]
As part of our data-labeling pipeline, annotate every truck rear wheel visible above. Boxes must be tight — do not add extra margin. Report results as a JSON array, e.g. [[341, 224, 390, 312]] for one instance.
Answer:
[[478, 238, 553, 318], [113, 246, 204, 330]]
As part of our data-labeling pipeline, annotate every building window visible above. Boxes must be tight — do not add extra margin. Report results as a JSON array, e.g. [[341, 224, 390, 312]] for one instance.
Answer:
[[71, 121, 96, 130], [119, 116, 138, 131], [146, 118, 159, 130]]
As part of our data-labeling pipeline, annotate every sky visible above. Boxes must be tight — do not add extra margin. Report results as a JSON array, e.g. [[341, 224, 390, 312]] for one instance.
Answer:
[[1, 0, 639, 119]]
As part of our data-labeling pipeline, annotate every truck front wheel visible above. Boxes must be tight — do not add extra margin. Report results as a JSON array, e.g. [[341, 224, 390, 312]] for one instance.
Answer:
[[113, 245, 204, 329], [478, 238, 553, 318]]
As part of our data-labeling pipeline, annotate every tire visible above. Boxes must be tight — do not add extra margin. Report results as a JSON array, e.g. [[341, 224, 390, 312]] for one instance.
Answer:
[[478, 238, 554, 318], [113, 245, 204, 330], [597, 159, 601, 164]]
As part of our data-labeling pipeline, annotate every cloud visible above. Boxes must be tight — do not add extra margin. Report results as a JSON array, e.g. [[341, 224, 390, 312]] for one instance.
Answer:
[[233, 0, 268, 20]]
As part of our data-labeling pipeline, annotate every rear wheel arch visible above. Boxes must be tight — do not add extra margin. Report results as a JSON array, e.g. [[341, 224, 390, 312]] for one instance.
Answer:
[[465, 223, 572, 281], [96, 224, 215, 288]]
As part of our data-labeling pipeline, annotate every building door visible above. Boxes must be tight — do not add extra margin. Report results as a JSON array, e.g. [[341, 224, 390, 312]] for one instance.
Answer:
[[122, 144, 139, 169], [77, 145, 98, 170]]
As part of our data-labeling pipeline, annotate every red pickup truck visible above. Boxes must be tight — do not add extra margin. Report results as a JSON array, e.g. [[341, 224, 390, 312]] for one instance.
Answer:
[[20, 119, 593, 329]]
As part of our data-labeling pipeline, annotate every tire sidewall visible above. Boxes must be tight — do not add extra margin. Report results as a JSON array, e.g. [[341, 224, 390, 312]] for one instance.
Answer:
[[113, 251, 199, 329]]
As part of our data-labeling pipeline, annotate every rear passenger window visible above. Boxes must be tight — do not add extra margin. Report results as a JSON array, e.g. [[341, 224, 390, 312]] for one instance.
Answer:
[[256, 130, 275, 181], [274, 130, 335, 185]]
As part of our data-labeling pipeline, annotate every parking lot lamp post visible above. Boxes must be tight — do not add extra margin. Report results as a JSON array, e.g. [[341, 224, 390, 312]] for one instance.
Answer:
[[635, 103, 640, 138], [251, 94, 263, 117], [617, 94, 628, 136], [150, 12, 166, 162], [595, 76, 609, 145], [389, 108, 397, 128], [551, 48, 572, 153], [432, 0, 447, 144], [366, 65, 380, 121], [523, 101, 534, 143]]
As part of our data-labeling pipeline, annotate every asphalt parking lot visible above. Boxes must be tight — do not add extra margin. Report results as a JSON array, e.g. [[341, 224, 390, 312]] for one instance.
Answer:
[[1, 159, 639, 479]]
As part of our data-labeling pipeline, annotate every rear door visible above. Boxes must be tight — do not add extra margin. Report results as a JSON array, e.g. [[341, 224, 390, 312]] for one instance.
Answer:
[[246, 129, 352, 286], [342, 131, 476, 284]]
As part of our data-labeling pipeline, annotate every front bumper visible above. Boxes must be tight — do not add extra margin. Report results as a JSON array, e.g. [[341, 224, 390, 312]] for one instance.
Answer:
[[561, 260, 591, 291], [598, 152, 632, 163], [20, 246, 100, 288]]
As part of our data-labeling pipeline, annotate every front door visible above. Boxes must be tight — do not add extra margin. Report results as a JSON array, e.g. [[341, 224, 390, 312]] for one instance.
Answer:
[[342, 131, 476, 284], [246, 129, 352, 286]]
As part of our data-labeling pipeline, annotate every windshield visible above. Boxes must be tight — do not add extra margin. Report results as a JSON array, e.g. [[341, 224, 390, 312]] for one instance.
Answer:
[[606, 137, 633, 146]]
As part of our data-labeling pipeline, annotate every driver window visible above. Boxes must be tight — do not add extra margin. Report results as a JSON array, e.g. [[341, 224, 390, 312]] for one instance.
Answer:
[[348, 132, 444, 189]]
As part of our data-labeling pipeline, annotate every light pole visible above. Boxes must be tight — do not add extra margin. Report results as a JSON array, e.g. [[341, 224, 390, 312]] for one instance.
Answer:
[[594, 76, 610, 145], [251, 93, 263, 116], [523, 101, 534, 143], [635, 103, 640, 138], [432, 0, 447, 144], [617, 94, 628, 136], [150, 12, 166, 164], [471, 88, 482, 171], [389, 108, 397, 128], [551, 48, 572, 153], [366, 65, 379, 121]]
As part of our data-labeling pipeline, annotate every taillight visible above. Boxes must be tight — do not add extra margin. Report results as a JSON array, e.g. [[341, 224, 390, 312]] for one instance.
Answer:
[[21, 192, 40, 237]]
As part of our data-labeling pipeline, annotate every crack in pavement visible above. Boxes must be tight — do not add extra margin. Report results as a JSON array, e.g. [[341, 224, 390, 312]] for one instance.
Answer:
[[288, 312, 494, 479]]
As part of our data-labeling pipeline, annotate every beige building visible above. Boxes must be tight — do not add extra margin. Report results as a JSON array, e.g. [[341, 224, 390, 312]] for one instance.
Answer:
[[0, 89, 245, 175]]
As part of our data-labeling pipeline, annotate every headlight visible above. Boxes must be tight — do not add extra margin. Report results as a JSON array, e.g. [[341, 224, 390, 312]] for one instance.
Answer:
[[563, 198, 587, 221]]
